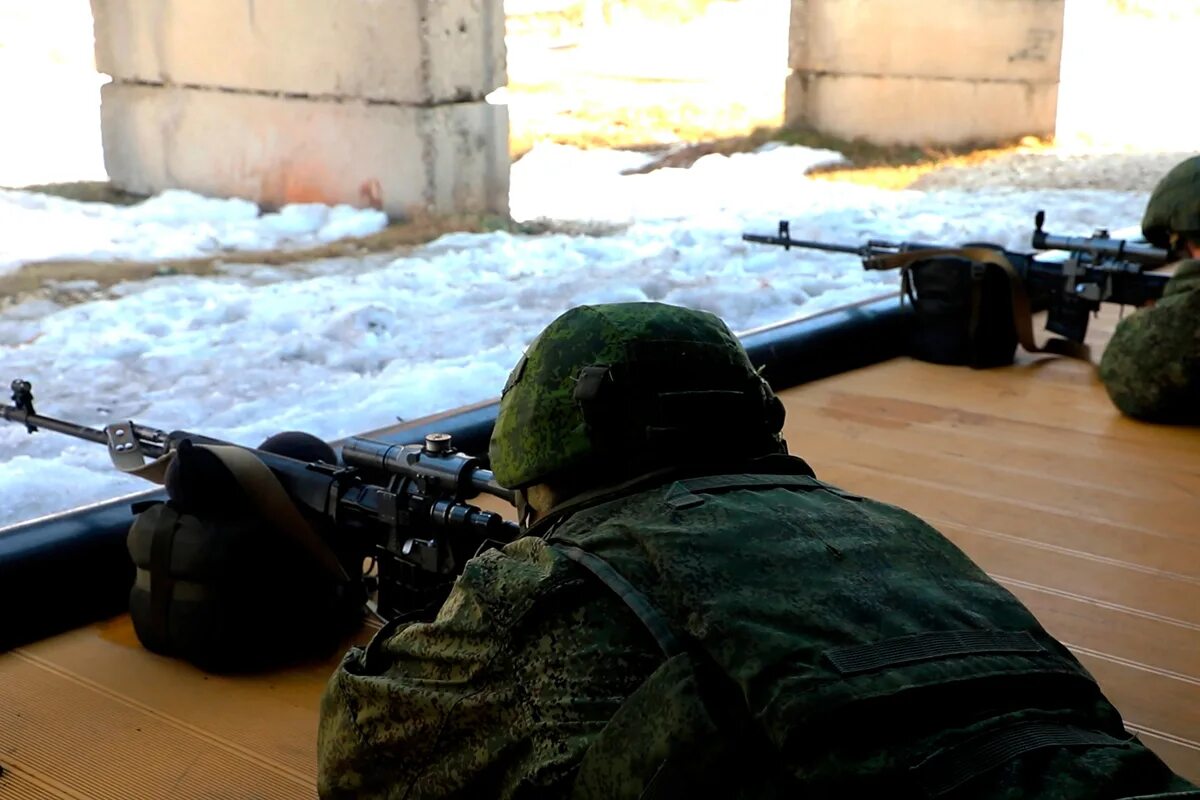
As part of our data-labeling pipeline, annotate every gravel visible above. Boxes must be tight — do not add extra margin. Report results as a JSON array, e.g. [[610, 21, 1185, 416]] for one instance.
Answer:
[[910, 150, 1197, 193]]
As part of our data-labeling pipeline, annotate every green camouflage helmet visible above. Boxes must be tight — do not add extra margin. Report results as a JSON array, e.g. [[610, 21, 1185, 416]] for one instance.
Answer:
[[489, 302, 786, 490], [1142, 154, 1200, 249]]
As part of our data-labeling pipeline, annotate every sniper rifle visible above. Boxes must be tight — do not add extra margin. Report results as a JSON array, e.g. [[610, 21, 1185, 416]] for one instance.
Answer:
[[1, 379, 520, 621], [743, 211, 1171, 347]]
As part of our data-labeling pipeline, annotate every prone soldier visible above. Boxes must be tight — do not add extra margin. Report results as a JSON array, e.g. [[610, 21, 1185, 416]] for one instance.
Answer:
[[315, 301, 1199, 799], [1098, 154, 1200, 423]]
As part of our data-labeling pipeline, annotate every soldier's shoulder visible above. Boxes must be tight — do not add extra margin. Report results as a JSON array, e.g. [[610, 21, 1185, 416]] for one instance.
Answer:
[[451, 536, 582, 622], [1166, 259, 1200, 293]]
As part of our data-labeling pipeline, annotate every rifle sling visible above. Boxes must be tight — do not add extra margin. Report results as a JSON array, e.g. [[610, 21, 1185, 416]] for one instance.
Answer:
[[117, 444, 350, 583], [867, 248, 1091, 362]]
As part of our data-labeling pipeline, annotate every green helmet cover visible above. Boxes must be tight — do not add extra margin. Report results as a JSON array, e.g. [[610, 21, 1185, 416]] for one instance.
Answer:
[[1143, 155, 1200, 248], [489, 302, 786, 489]]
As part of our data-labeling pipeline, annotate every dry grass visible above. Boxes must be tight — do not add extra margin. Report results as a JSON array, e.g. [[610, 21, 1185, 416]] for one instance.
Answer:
[[622, 126, 1053, 189], [805, 136, 1056, 190]]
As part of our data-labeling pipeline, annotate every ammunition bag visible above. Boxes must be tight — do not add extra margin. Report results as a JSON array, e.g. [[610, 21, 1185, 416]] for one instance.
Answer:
[[127, 501, 363, 672], [903, 256, 1019, 369], [868, 247, 1091, 368]]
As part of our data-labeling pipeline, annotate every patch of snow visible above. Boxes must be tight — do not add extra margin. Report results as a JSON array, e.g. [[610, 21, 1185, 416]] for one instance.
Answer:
[[0, 189, 388, 276]]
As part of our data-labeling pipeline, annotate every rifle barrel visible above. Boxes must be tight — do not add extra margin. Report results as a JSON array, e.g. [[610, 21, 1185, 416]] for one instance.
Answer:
[[0, 405, 108, 444], [742, 233, 864, 255]]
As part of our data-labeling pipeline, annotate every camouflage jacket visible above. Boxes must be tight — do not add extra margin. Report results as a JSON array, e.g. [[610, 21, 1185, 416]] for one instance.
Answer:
[[1099, 259, 1200, 422], [317, 454, 1195, 799]]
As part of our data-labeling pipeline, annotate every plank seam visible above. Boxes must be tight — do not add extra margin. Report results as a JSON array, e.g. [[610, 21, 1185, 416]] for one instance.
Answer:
[[1065, 642, 1200, 686], [9, 650, 315, 788], [933, 518, 1200, 585], [836, 459, 1195, 543], [0, 760, 94, 800], [1125, 722, 1200, 753], [993, 575, 1200, 632]]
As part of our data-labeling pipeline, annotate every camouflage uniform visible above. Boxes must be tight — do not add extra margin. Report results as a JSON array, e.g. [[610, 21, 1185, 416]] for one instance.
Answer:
[[1098, 155, 1200, 423], [317, 456, 1198, 799], [317, 302, 1199, 798], [1098, 260, 1200, 422]]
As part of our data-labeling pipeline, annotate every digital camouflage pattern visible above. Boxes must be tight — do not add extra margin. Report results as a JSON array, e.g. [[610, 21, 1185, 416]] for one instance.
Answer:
[[316, 455, 1199, 798], [488, 302, 782, 490], [1141, 155, 1200, 248], [316, 532, 665, 799], [1098, 260, 1200, 422]]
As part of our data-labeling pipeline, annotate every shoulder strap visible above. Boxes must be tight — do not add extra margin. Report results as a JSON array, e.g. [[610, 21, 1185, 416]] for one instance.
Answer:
[[550, 542, 684, 658], [197, 444, 350, 582], [869, 247, 1091, 362]]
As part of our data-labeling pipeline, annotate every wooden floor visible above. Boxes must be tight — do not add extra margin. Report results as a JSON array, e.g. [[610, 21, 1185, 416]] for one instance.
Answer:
[[1, 303, 1197, 797]]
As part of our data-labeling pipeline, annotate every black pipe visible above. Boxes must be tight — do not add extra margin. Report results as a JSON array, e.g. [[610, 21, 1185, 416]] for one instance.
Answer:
[[0, 294, 912, 648]]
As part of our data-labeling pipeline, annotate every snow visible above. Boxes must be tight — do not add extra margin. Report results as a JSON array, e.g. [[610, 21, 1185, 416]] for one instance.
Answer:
[[0, 142, 1155, 527], [0, 190, 389, 276]]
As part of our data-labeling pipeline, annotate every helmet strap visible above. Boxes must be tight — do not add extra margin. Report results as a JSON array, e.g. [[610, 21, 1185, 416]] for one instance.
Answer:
[[514, 489, 534, 531]]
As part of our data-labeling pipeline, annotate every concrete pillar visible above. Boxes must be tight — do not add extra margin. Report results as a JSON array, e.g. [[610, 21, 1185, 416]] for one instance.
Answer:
[[90, 0, 509, 218], [785, 0, 1066, 146]]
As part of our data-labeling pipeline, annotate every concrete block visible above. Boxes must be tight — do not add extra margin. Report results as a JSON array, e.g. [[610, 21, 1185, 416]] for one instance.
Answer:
[[100, 83, 509, 218], [90, 0, 506, 105], [789, 0, 1065, 82], [784, 71, 1058, 146]]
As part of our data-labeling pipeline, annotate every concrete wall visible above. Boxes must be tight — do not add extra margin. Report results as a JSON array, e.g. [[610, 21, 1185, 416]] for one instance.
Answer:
[[786, 0, 1066, 146], [91, 0, 509, 218]]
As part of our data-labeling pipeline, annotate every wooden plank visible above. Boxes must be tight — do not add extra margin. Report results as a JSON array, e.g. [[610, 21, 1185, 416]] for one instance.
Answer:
[[783, 456, 1200, 588], [790, 384, 1200, 480], [1075, 653, 1200, 768], [10, 617, 361, 776], [811, 363, 1200, 466], [785, 390, 1200, 499], [0, 617, 372, 797], [785, 422, 1200, 545], [1126, 727, 1200, 788], [1000, 578, 1200, 681], [0, 649, 314, 799], [0, 762, 84, 800], [941, 521, 1200, 624]]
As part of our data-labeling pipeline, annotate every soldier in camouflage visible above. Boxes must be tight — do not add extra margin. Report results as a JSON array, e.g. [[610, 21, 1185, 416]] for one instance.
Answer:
[[1098, 154, 1200, 423], [317, 301, 1199, 799]]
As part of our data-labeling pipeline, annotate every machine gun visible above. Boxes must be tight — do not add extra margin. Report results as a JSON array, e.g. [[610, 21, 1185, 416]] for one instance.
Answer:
[[1, 379, 520, 621], [743, 211, 1172, 347]]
